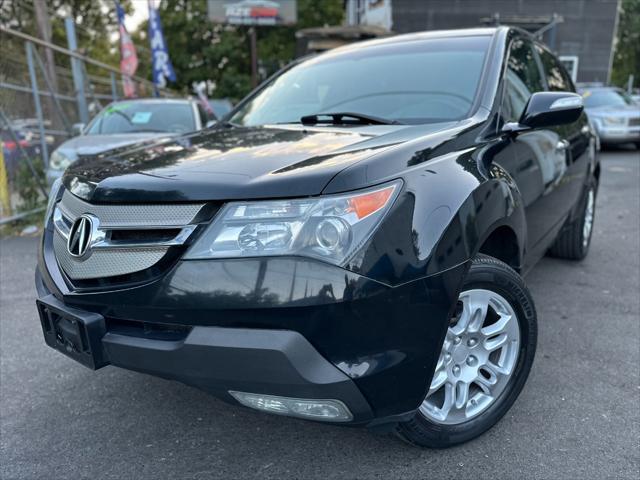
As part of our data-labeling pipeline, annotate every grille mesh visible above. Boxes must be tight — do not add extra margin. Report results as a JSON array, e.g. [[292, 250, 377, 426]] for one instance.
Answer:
[[53, 232, 168, 280], [52, 191, 205, 281], [57, 190, 204, 227]]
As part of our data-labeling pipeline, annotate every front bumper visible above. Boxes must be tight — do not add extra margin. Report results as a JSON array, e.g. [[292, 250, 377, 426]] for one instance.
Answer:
[[36, 229, 469, 426], [37, 290, 374, 422], [596, 125, 640, 144]]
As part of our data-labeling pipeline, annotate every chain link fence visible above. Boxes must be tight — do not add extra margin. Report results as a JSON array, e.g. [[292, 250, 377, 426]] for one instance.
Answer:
[[0, 24, 175, 225]]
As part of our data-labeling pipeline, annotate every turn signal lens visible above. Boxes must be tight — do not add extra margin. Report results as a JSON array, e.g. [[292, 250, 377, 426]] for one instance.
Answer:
[[349, 186, 395, 219]]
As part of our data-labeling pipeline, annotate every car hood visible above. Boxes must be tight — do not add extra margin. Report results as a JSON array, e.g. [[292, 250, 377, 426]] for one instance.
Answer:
[[57, 132, 174, 159], [63, 123, 455, 203]]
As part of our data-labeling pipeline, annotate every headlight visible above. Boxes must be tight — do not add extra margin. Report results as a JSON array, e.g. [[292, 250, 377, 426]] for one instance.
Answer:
[[602, 116, 626, 126], [49, 150, 73, 170], [44, 178, 63, 223], [185, 180, 401, 266]]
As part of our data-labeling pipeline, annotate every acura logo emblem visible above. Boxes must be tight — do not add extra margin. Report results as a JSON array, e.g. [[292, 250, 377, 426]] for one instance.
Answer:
[[67, 214, 94, 257]]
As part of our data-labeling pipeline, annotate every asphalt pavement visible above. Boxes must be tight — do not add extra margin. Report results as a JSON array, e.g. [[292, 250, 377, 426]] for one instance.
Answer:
[[1, 150, 639, 480]]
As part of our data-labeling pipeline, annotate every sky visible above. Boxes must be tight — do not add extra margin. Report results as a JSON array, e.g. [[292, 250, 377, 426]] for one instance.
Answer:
[[126, 0, 151, 31]]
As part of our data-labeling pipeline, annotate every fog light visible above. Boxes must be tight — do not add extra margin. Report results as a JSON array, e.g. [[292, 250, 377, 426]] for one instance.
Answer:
[[229, 391, 353, 422]]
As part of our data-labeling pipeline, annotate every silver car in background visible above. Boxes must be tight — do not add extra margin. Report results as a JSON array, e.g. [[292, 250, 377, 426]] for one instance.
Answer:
[[46, 98, 216, 185], [579, 87, 640, 149]]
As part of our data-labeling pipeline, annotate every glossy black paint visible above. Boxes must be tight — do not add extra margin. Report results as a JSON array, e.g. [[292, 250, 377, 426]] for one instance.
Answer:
[[61, 123, 454, 203], [37, 228, 467, 418], [516, 91, 584, 130], [39, 27, 598, 424]]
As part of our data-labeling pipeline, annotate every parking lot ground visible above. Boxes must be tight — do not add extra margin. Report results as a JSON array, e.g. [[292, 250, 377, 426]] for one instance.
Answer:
[[1, 150, 639, 480]]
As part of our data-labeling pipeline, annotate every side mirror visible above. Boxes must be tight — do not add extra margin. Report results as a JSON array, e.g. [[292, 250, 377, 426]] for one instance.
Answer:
[[71, 123, 85, 136], [503, 92, 584, 133]]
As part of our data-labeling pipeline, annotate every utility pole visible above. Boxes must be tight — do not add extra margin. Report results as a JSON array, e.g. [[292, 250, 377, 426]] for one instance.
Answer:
[[32, 0, 60, 123], [249, 27, 258, 88], [65, 17, 89, 124]]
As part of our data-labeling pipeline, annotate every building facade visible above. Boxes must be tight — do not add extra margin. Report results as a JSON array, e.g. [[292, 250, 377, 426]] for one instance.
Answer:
[[388, 0, 620, 83]]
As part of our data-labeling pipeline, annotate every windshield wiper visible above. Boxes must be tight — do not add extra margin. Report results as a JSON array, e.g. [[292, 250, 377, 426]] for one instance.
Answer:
[[300, 112, 402, 126]]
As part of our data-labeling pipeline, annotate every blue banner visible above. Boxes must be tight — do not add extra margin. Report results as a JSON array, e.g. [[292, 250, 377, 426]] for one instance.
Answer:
[[148, 1, 176, 89]]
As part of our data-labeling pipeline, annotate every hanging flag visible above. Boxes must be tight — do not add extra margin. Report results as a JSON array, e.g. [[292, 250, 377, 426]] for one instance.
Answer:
[[115, 1, 138, 98], [148, 0, 176, 89], [193, 81, 214, 117]]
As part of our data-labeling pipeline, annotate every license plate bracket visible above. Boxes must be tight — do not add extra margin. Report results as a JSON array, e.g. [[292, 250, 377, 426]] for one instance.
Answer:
[[37, 294, 108, 370]]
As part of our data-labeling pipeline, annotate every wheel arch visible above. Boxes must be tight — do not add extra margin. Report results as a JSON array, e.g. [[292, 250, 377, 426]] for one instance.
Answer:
[[476, 223, 522, 272]]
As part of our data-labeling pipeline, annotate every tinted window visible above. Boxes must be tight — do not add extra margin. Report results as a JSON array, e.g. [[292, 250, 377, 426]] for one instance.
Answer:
[[582, 89, 634, 108], [536, 45, 573, 92], [231, 36, 491, 126], [502, 39, 544, 123], [86, 102, 196, 135]]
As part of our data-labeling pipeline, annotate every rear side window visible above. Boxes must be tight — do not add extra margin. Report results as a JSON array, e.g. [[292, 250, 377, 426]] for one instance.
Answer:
[[535, 44, 575, 92], [502, 38, 544, 123]]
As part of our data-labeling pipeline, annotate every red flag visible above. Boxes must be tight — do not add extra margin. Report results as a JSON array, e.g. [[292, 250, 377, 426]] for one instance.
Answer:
[[115, 1, 139, 97]]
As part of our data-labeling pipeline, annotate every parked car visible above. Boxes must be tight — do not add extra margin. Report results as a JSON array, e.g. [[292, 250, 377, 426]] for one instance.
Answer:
[[36, 27, 598, 448], [579, 86, 640, 149], [46, 98, 215, 185], [1, 126, 41, 182]]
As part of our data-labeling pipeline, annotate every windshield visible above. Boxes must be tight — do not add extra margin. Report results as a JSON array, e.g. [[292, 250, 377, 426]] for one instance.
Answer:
[[86, 102, 196, 135], [582, 89, 634, 108], [230, 36, 491, 126]]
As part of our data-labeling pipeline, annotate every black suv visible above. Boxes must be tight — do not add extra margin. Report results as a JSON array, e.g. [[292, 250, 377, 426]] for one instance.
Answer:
[[36, 27, 598, 448]]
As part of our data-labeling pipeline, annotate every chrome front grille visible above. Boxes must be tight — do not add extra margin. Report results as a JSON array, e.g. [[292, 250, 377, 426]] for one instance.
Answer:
[[57, 190, 203, 227], [53, 233, 168, 279], [52, 190, 206, 281]]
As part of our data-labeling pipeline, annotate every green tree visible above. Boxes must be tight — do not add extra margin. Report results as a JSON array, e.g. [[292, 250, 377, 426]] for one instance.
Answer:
[[611, 0, 640, 88], [133, 0, 344, 100], [0, 0, 133, 67]]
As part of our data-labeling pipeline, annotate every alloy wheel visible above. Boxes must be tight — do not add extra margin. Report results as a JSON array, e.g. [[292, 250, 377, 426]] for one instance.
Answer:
[[582, 188, 595, 248], [420, 289, 521, 425]]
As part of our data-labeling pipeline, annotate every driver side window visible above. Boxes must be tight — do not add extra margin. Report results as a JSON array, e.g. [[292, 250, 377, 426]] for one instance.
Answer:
[[502, 39, 544, 123]]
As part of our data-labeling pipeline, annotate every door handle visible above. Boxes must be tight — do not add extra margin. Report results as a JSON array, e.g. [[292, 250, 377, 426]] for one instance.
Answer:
[[555, 139, 571, 166]]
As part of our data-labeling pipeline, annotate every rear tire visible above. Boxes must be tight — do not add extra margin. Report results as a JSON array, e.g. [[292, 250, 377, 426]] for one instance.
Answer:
[[549, 179, 597, 260], [395, 254, 537, 448]]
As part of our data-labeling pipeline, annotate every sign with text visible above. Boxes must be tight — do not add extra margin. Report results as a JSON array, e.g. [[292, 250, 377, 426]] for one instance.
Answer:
[[207, 0, 297, 26]]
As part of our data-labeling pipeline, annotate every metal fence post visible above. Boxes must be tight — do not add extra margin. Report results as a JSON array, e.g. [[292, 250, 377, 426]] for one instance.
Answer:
[[110, 72, 118, 101], [0, 141, 11, 217], [32, 47, 73, 133], [25, 41, 49, 167], [64, 17, 89, 124]]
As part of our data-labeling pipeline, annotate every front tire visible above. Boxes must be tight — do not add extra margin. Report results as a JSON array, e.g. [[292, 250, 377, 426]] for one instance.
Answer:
[[395, 254, 537, 448], [549, 180, 597, 260]]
